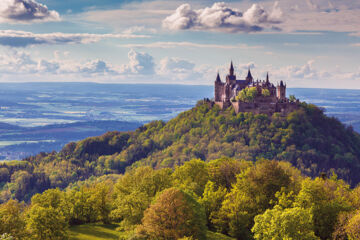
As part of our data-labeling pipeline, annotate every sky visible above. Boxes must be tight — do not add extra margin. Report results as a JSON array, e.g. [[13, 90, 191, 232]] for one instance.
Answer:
[[0, 0, 360, 88]]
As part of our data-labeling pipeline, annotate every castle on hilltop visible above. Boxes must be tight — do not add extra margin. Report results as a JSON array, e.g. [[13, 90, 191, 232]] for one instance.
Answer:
[[213, 61, 299, 115]]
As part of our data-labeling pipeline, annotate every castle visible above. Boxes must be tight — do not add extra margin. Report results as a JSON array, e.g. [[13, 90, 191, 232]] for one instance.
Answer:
[[213, 62, 299, 115]]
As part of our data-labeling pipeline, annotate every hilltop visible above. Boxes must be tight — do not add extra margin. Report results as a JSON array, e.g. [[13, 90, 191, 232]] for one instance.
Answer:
[[1, 100, 360, 202]]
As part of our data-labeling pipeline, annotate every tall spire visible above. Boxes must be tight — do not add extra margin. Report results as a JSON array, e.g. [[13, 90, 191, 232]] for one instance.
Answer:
[[247, 68, 253, 80], [266, 72, 269, 83], [216, 72, 221, 82], [229, 61, 234, 76]]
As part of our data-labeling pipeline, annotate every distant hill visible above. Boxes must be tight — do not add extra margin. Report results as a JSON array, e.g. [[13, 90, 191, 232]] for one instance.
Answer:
[[1, 101, 360, 202], [0, 120, 141, 160]]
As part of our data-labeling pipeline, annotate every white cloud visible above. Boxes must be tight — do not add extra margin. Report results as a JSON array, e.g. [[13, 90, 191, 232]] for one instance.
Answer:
[[0, 30, 150, 47], [162, 2, 282, 33], [159, 57, 194, 73], [122, 26, 157, 34], [119, 41, 263, 49], [275, 0, 360, 33], [0, 0, 60, 23], [120, 49, 155, 75]]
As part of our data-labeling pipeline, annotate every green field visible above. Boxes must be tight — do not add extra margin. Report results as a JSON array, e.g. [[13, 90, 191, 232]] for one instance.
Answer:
[[68, 223, 235, 240], [69, 223, 122, 240]]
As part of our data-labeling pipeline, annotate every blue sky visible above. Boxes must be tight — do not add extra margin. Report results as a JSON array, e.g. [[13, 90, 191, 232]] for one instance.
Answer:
[[0, 0, 359, 88]]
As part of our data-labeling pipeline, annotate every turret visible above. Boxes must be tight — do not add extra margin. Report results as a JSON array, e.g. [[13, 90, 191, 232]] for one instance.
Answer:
[[277, 80, 286, 100], [216, 72, 221, 82], [214, 72, 223, 102], [226, 61, 236, 83], [246, 68, 253, 83], [229, 61, 234, 76]]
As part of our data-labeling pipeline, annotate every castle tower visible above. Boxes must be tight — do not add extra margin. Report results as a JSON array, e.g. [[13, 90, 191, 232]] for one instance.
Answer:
[[226, 61, 236, 83], [229, 61, 234, 76], [214, 72, 222, 102], [246, 68, 253, 84], [277, 80, 286, 100]]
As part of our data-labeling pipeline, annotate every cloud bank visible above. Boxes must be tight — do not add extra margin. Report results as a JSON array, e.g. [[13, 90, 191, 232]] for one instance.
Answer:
[[0, 0, 60, 23], [120, 49, 155, 75], [162, 2, 282, 33], [0, 30, 150, 47]]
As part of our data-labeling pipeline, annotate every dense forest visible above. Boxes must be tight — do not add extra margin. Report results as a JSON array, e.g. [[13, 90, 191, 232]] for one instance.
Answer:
[[1, 159, 360, 239], [1, 101, 360, 203]]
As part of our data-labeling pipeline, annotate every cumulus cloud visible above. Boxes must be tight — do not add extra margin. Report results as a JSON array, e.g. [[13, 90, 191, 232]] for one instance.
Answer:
[[162, 2, 282, 33], [120, 49, 155, 75], [0, 0, 60, 23], [79, 60, 115, 74], [0, 49, 117, 76], [0, 30, 150, 47]]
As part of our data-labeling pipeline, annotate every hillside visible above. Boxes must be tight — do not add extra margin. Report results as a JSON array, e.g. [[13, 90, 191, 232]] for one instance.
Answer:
[[1, 100, 360, 202]]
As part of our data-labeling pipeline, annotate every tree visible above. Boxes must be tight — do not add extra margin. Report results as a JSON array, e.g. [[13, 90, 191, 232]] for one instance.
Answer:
[[295, 177, 353, 240], [289, 95, 297, 102], [137, 188, 207, 240], [214, 160, 291, 239], [111, 167, 172, 227], [173, 159, 209, 197], [207, 158, 252, 190], [261, 89, 270, 97], [345, 211, 360, 240], [252, 205, 319, 240], [236, 87, 258, 102], [199, 181, 227, 229], [0, 200, 26, 239], [27, 205, 68, 240]]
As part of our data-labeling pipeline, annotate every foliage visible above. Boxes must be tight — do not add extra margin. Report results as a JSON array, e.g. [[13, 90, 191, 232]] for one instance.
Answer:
[[214, 160, 292, 239], [27, 204, 68, 240], [295, 177, 353, 240], [236, 87, 258, 102], [0, 200, 26, 239], [136, 188, 207, 240], [261, 88, 270, 97], [252, 205, 319, 240], [111, 167, 172, 227], [289, 95, 297, 102], [172, 159, 209, 197]]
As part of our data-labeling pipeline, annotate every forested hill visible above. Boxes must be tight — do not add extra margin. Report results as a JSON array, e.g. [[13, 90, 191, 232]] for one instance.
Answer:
[[1, 100, 360, 202]]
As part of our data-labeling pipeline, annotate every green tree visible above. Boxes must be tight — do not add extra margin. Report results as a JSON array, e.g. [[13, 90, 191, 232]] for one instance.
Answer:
[[261, 89, 270, 97], [137, 188, 207, 240], [0, 200, 26, 239], [173, 159, 209, 197], [207, 158, 252, 190], [27, 205, 68, 240], [214, 160, 291, 239], [236, 87, 258, 102], [345, 211, 360, 240], [111, 167, 172, 227], [252, 205, 319, 240], [295, 177, 353, 240], [199, 181, 227, 229], [289, 95, 297, 102]]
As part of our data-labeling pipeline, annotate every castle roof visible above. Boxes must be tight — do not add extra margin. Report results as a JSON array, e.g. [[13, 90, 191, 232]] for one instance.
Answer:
[[216, 72, 221, 82], [247, 68, 253, 80]]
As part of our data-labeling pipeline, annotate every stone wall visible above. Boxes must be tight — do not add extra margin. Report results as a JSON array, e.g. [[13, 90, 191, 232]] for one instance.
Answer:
[[214, 99, 300, 116]]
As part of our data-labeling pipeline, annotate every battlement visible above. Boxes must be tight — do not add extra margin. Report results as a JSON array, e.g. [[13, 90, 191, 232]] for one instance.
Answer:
[[213, 61, 299, 115]]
